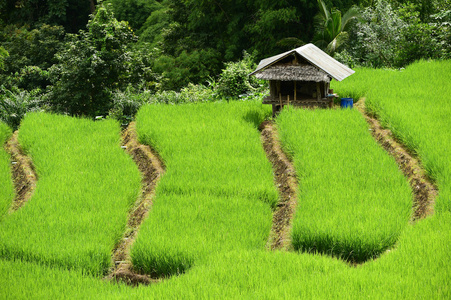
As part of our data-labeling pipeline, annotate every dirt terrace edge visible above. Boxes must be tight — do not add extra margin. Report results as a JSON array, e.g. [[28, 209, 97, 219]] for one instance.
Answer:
[[260, 120, 298, 251], [355, 99, 437, 221], [4, 131, 38, 213], [105, 122, 165, 286]]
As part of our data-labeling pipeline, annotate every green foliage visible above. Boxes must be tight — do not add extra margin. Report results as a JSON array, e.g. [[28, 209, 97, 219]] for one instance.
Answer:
[[430, 9, 451, 59], [107, 51, 268, 124], [105, 0, 163, 31], [136, 5, 170, 46], [0, 112, 141, 275], [133, 0, 321, 89], [343, 0, 449, 68], [0, 46, 8, 70], [313, 0, 361, 55], [152, 48, 221, 91], [247, 6, 302, 53], [0, 24, 65, 91], [0, 88, 43, 130], [0, 0, 92, 33], [108, 88, 148, 124], [47, 4, 155, 117], [214, 52, 263, 99]]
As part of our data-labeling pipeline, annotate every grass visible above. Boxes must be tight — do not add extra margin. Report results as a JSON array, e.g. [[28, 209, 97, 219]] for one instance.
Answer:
[[0, 113, 141, 275], [131, 100, 277, 276], [276, 107, 412, 261], [0, 122, 14, 216]]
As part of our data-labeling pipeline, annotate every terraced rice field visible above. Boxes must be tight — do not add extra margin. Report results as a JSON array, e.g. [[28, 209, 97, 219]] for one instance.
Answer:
[[0, 60, 449, 298], [131, 101, 277, 276], [277, 108, 412, 262], [0, 114, 141, 275]]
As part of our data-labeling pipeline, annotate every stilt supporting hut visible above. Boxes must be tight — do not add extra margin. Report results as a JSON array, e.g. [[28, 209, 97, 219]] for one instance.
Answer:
[[249, 43, 355, 116]]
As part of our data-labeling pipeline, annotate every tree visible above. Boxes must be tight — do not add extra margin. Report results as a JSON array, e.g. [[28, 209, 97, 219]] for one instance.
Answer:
[[313, 0, 360, 55], [47, 3, 152, 116], [0, 24, 65, 91], [0, 0, 93, 33], [0, 46, 8, 71], [342, 0, 447, 68]]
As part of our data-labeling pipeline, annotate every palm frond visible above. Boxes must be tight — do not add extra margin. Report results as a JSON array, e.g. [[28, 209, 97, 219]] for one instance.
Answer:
[[317, 0, 330, 22], [341, 6, 361, 31], [326, 31, 349, 55]]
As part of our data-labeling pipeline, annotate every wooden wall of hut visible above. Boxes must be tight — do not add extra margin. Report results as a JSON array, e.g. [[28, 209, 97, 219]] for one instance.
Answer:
[[269, 80, 330, 102]]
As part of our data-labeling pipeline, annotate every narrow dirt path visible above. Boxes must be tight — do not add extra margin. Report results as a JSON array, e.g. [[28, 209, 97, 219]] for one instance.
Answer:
[[260, 121, 298, 251], [105, 122, 165, 286], [355, 99, 437, 221], [4, 131, 38, 213]]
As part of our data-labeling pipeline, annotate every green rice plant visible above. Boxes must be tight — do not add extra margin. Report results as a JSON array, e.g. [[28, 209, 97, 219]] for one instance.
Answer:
[[131, 100, 277, 276], [363, 60, 451, 214], [0, 113, 141, 275], [1, 212, 449, 299], [276, 107, 412, 262], [0, 122, 14, 216], [331, 67, 400, 102]]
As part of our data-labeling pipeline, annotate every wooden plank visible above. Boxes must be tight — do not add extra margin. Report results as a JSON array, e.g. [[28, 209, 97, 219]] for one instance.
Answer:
[[316, 82, 321, 101], [294, 81, 297, 102]]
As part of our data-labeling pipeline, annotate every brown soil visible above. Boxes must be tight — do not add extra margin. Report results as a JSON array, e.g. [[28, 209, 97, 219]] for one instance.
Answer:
[[4, 131, 38, 213], [104, 122, 165, 286], [260, 121, 298, 250], [355, 99, 437, 221]]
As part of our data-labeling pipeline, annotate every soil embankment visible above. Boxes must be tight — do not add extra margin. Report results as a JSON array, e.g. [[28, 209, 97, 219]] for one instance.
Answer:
[[355, 99, 437, 220], [260, 121, 298, 250], [4, 131, 37, 213], [105, 122, 165, 285]]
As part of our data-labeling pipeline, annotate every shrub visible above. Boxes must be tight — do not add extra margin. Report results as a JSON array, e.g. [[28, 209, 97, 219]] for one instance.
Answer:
[[0, 88, 42, 130], [214, 52, 264, 99], [46, 4, 152, 117]]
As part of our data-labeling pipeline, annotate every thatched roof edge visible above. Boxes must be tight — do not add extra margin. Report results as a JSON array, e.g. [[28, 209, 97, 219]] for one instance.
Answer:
[[254, 65, 330, 82]]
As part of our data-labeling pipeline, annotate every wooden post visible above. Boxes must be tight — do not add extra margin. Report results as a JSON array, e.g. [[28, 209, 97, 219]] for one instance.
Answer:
[[316, 82, 321, 101], [294, 81, 297, 102], [288, 94, 290, 106], [279, 93, 282, 107]]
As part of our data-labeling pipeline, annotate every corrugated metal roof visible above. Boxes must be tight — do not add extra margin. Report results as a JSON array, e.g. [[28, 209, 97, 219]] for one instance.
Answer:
[[250, 43, 354, 81]]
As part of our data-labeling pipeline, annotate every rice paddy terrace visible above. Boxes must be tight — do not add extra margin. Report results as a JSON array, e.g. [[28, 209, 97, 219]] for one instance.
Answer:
[[0, 60, 450, 298]]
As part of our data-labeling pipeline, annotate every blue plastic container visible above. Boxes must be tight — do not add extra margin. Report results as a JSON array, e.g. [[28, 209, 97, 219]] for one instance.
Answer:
[[340, 98, 353, 108]]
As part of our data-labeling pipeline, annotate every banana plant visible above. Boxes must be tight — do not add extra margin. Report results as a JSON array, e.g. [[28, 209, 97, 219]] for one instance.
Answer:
[[314, 0, 360, 55]]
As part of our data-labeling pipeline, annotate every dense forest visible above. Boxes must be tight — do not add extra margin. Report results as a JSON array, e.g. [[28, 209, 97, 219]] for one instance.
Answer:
[[0, 0, 450, 124]]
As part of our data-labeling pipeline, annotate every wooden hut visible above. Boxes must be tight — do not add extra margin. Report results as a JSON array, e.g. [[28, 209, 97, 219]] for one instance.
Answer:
[[250, 43, 354, 116]]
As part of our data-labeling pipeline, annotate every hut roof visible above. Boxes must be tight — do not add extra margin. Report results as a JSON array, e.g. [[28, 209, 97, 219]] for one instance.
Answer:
[[250, 43, 354, 82], [254, 65, 330, 82]]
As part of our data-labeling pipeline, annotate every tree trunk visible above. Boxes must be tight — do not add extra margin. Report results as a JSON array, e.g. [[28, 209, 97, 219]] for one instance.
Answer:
[[90, 0, 96, 14]]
